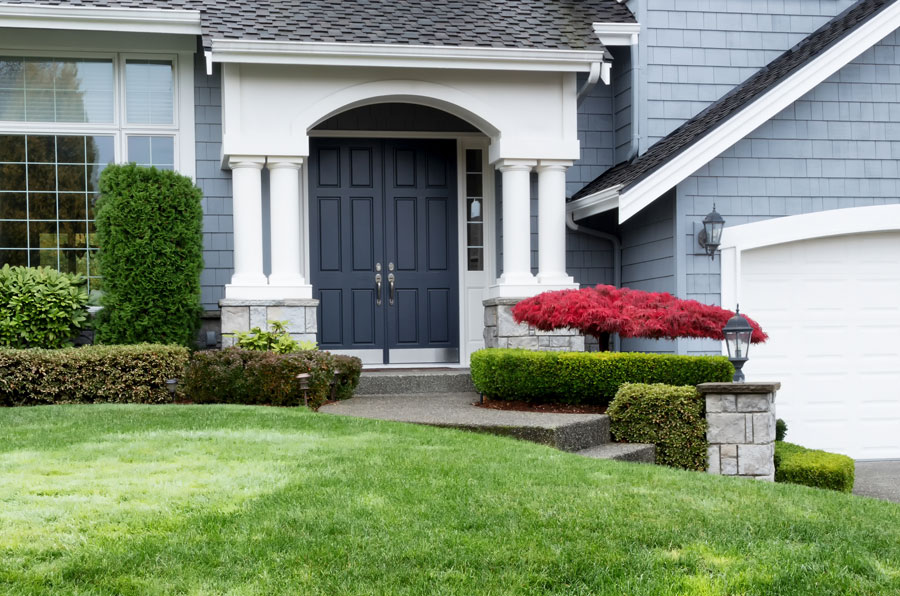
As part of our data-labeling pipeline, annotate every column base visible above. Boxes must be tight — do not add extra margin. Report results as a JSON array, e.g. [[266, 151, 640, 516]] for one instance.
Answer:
[[536, 272, 576, 286], [219, 298, 319, 348], [225, 284, 313, 300], [482, 297, 584, 352], [484, 281, 578, 299]]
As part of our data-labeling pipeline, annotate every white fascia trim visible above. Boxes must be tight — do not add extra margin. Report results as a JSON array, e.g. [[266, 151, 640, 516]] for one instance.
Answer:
[[617, 0, 900, 224], [592, 22, 640, 46], [209, 39, 605, 72], [566, 184, 622, 220], [720, 204, 900, 252], [0, 4, 202, 35]]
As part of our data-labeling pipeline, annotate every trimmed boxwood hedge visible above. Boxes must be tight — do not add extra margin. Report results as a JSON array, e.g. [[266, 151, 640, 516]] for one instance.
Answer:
[[607, 383, 708, 470], [775, 441, 855, 493], [0, 344, 189, 405], [470, 348, 733, 404], [181, 348, 362, 409]]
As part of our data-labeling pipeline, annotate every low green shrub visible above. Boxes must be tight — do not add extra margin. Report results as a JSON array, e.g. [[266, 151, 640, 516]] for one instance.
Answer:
[[0, 265, 89, 349], [181, 348, 362, 408], [231, 320, 318, 353], [774, 441, 855, 493], [0, 344, 188, 405], [470, 348, 733, 404], [607, 383, 708, 470]]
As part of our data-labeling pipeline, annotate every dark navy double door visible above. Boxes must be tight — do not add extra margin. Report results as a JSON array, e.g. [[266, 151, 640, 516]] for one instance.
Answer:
[[309, 139, 459, 364]]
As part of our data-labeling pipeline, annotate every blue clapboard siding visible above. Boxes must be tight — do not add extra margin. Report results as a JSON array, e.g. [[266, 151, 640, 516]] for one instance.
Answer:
[[194, 54, 234, 311], [675, 31, 900, 355], [631, 0, 858, 148]]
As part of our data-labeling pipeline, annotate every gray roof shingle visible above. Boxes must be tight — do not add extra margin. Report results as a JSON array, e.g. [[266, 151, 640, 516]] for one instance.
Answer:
[[571, 0, 894, 202], [0, 0, 634, 51]]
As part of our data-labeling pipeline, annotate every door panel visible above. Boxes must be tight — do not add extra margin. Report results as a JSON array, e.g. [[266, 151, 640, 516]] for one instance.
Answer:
[[309, 138, 458, 364]]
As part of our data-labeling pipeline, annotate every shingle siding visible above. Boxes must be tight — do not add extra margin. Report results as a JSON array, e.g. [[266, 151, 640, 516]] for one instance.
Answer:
[[637, 0, 858, 147], [677, 30, 900, 352], [194, 54, 233, 311]]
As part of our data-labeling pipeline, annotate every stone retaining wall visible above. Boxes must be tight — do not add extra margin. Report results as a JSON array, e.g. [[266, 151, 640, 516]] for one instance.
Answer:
[[219, 299, 318, 347], [482, 297, 584, 351], [698, 382, 781, 481]]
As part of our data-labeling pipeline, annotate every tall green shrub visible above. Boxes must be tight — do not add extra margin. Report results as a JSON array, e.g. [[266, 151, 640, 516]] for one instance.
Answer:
[[94, 164, 203, 347], [0, 265, 88, 348]]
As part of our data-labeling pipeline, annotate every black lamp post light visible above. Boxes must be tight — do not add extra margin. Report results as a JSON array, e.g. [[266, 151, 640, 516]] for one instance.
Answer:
[[723, 306, 753, 382], [698, 204, 725, 259]]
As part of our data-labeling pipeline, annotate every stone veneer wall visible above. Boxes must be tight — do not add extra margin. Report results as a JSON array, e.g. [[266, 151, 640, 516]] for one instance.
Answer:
[[220, 300, 318, 348], [698, 382, 781, 482], [482, 298, 584, 352]]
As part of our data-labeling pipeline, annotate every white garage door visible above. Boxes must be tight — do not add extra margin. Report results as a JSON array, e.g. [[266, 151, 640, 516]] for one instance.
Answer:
[[740, 232, 900, 460]]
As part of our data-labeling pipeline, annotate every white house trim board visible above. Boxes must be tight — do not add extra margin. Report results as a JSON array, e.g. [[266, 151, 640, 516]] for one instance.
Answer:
[[209, 39, 605, 72], [592, 22, 641, 46], [719, 205, 900, 326], [0, 4, 202, 35], [566, 184, 622, 220], [614, 0, 900, 223]]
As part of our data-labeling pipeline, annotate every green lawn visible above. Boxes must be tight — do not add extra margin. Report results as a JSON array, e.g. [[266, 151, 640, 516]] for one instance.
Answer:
[[1, 406, 898, 595]]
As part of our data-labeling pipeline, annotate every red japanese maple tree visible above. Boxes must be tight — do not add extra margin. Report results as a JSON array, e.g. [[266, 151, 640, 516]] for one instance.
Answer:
[[511, 285, 767, 343]]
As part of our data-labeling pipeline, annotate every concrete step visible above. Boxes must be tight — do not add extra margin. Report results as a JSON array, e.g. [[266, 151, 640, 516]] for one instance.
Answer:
[[320, 392, 610, 452], [356, 370, 475, 395], [577, 443, 656, 464]]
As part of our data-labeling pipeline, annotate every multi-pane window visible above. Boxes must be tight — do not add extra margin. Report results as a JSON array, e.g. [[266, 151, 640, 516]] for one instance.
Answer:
[[465, 149, 484, 271], [0, 54, 180, 292]]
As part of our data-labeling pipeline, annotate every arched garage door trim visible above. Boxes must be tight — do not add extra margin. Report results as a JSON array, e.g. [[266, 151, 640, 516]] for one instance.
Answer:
[[720, 205, 900, 316]]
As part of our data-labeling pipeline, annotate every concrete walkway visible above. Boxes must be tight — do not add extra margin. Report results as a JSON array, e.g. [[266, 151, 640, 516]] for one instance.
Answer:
[[854, 461, 900, 503]]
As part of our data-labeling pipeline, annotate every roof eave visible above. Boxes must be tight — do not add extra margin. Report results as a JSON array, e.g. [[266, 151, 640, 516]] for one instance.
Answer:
[[567, 184, 623, 221], [0, 4, 202, 35]]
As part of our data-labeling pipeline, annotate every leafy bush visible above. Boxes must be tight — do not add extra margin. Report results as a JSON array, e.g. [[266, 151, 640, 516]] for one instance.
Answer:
[[470, 348, 733, 404], [0, 344, 188, 405], [607, 383, 708, 470], [0, 265, 89, 349], [94, 164, 203, 347], [512, 285, 768, 343], [232, 320, 317, 353], [775, 441, 855, 493], [776, 418, 788, 442], [181, 348, 362, 409]]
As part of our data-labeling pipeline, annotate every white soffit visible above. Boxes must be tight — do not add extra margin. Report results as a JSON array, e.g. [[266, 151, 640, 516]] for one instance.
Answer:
[[617, 0, 900, 223], [208, 39, 606, 72], [0, 4, 202, 35], [592, 22, 640, 46]]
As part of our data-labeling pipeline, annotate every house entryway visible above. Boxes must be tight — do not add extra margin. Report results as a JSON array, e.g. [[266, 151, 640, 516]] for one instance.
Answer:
[[309, 138, 460, 365]]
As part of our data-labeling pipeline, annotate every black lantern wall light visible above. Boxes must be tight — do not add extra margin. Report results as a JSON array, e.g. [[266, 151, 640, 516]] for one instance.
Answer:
[[697, 205, 725, 259]]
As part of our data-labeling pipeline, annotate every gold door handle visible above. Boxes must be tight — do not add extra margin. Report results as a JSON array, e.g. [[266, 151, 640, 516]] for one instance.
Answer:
[[375, 273, 382, 306], [388, 273, 395, 306]]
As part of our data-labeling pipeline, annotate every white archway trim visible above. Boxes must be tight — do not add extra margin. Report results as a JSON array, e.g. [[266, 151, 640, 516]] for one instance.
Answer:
[[720, 205, 900, 312], [293, 79, 503, 140]]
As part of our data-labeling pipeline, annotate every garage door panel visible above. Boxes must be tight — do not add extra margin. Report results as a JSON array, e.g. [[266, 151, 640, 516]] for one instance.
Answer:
[[740, 231, 900, 459]]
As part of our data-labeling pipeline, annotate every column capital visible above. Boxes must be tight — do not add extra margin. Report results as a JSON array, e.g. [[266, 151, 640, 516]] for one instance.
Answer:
[[495, 159, 538, 172], [536, 159, 574, 172], [267, 157, 305, 170], [228, 155, 266, 170]]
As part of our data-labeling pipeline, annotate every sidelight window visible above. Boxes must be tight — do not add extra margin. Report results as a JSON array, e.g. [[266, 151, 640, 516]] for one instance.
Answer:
[[465, 149, 484, 271]]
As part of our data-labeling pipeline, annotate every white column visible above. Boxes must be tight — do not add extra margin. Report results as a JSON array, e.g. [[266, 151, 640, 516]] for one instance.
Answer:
[[496, 160, 537, 287], [537, 160, 575, 286], [267, 158, 310, 297], [226, 157, 267, 297]]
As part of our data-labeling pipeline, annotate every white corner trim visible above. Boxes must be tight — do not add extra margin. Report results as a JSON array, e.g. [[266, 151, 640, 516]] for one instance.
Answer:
[[566, 184, 622, 220], [617, 0, 900, 224], [720, 204, 900, 252], [0, 4, 202, 35], [719, 204, 900, 316], [592, 22, 640, 46], [208, 39, 605, 72]]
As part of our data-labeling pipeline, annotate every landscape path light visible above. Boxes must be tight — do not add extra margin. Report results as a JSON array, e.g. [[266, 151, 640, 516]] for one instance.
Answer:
[[723, 305, 753, 382]]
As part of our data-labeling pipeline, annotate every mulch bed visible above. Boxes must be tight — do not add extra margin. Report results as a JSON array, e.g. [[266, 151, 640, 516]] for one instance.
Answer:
[[473, 397, 607, 414]]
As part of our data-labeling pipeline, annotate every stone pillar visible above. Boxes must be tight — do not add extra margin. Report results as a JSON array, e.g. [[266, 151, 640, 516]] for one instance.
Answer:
[[496, 160, 537, 287], [226, 156, 267, 298], [220, 299, 319, 348], [267, 158, 311, 298], [698, 382, 781, 481], [483, 298, 584, 351], [536, 160, 574, 286]]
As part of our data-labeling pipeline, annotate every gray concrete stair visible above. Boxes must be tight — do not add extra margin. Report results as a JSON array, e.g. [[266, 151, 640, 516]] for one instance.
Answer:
[[577, 443, 656, 464], [357, 370, 475, 395]]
